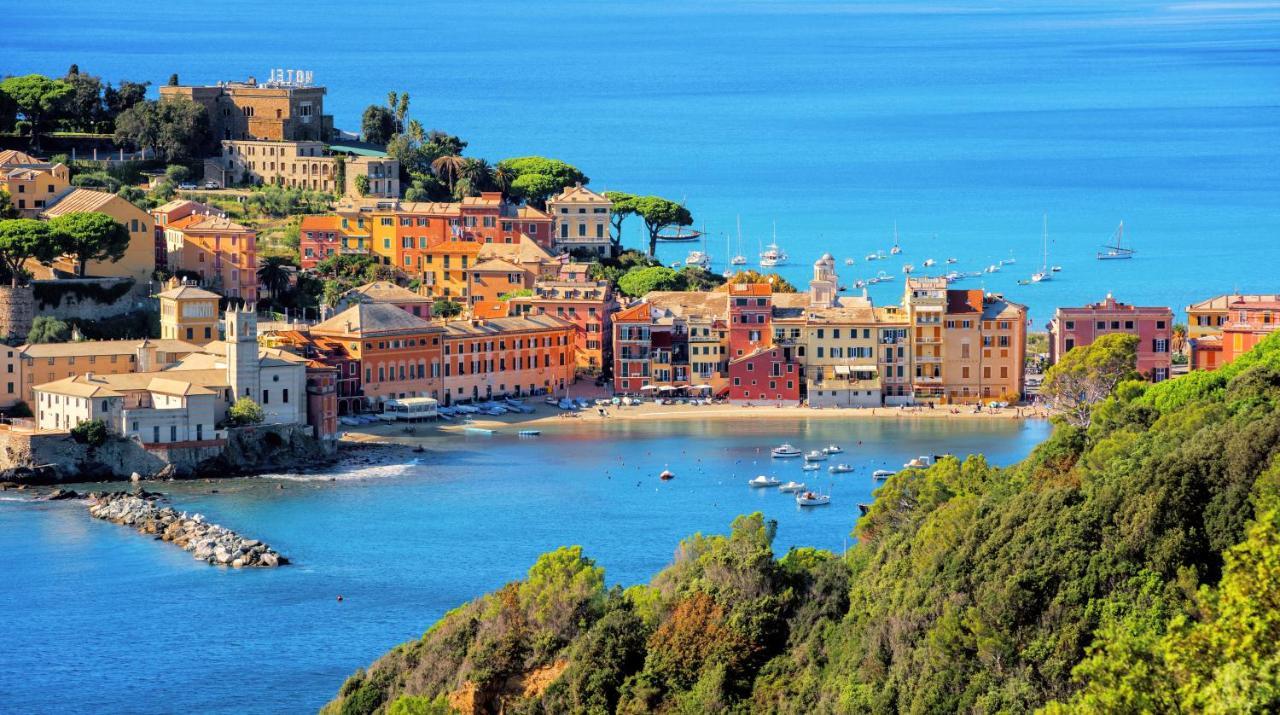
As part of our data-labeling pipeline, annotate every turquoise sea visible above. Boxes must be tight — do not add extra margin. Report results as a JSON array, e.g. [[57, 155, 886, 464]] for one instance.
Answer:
[[0, 418, 1049, 713], [6, 1, 1279, 323]]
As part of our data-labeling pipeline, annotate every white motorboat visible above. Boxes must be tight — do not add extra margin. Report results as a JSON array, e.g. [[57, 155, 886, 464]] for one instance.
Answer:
[[731, 255, 748, 265], [828, 463, 854, 473], [944, 271, 962, 282], [825, 445, 843, 454], [660, 469, 675, 481], [778, 481, 806, 493], [796, 491, 831, 506], [802, 463, 821, 471], [872, 469, 895, 480], [945, 257, 958, 264], [519, 429, 541, 437], [771, 443, 803, 458], [749, 475, 781, 487], [844, 257, 855, 266], [865, 252, 879, 261], [985, 264, 1000, 273], [902, 264, 914, 274], [904, 455, 937, 470], [1051, 265, 1062, 272], [760, 243, 787, 267], [922, 258, 937, 267], [876, 270, 895, 282], [804, 450, 828, 462], [685, 250, 710, 269], [853, 279, 867, 289], [867, 277, 880, 285]]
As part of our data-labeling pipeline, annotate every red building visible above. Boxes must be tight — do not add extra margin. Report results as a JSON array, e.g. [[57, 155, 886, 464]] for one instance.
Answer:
[[1048, 294, 1173, 382], [612, 302, 654, 393], [727, 346, 800, 406], [305, 361, 339, 440], [298, 215, 346, 270], [727, 283, 773, 359]]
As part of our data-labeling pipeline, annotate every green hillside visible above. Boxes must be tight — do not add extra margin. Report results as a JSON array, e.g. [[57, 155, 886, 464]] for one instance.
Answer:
[[324, 333, 1280, 715]]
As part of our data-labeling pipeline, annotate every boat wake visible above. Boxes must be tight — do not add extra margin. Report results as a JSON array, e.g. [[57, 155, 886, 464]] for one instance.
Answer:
[[265, 459, 422, 482]]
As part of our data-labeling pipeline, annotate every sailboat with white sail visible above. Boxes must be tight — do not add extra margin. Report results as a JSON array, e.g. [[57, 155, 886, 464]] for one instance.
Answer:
[[1031, 214, 1051, 283], [1097, 221, 1134, 260], [731, 216, 748, 266]]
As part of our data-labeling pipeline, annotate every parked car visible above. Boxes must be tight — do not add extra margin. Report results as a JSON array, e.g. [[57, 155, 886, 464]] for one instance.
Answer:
[[202, 181, 220, 189], [178, 182, 197, 190]]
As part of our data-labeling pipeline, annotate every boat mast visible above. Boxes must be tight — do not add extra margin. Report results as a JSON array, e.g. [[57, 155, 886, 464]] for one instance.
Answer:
[[1042, 213, 1049, 273]]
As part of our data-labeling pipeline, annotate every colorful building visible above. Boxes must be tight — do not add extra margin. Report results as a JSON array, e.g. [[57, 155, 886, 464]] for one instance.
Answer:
[[546, 183, 613, 257], [218, 140, 398, 197], [1048, 294, 1172, 381], [308, 302, 444, 407], [160, 75, 333, 143], [509, 275, 617, 374], [0, 150, 70, 217], [157, 280, 222, 345], [161, 211, 258, 301], [41, 189, 156, 283], [18, 339, 202, 405], [727, 346, 801, 406], [440, 315, 575, 404], [336, 281, 434, 319], [1188, 296, 1280, 370]]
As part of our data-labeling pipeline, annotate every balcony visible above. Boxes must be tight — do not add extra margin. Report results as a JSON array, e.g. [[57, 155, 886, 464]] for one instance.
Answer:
[[915, 354, 942, 363]]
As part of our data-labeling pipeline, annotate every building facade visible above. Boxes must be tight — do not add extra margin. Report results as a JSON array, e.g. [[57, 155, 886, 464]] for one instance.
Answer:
[[308, 302, 444, 407], [1188, 296, 1280, 371], [41, 189, 156, 283], [440, 315, 575, 404], [509, 274, 616, 374], [546, 183, 613, 257], [160, 75, 333, 142], [1048, 294, 1173, 381], [157, 281, 221, 345], [161, 211, 258, 301], [218, 141, 398, 197], [0, 151, 71, 217]]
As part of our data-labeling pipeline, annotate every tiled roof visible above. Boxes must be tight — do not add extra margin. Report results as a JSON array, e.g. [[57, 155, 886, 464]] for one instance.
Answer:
[[299, 215, 342, 231], [42, 188, 124, 217], [0, 150, 43, 166], [176, 214, 252, 233], [472, 301, 511, 319], [549, 183, 609, 204], [311, 302, 440, 337], [644, 291, 729, 319], [20, 339, 202, 358], [946, 290, 984, 314], [345, 281, 432, 304], [441, 313, 573, 337], [478, 236, 553, 265], [32, 376, 123, 398], [471, 258, 524, 273], [156, 284, 221, 300], [147, 377, 217, 396]]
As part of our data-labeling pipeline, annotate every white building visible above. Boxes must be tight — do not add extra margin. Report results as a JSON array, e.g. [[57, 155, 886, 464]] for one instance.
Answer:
[[33, 308, 308, 445]]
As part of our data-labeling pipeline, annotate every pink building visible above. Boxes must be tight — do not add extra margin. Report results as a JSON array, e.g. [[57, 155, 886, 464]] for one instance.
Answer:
[[727, 346, 800, 406], [1048, 294, 1173, 381]]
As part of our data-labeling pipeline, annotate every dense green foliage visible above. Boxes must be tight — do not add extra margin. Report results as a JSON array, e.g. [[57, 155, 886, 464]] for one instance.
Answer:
[[227, 397, 265, 426], [70, 419, 108, 447], [718, 270, 799, 294], [1042, 333, 1140, 427], [589, 250, 726, 297], [113, 96, 213, 163], [0, 218, 58, 286], [27, 316, 71, 344], [325, 331, 1280, 714], [47, 211, 131, 277], [433, 299, 463, 320]]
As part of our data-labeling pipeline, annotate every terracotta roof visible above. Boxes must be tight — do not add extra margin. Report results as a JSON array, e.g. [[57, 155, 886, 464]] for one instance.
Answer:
[[175, 214, 252, 233], [21, 339, 202, 359], [478, 236, 553, 265], [441, 313, 573, 337], [471, 258, 524, 273], [946, 290, 983, 314], [32, 376, 123, 398], [343, 281, 431, 304], [613, 302, 653, 322], [0, 150, 43, 166], [548, 183, 609, 204], [156, 284, 221, 300], [300, 215, 342, 231], [644, 291, 730, 319], [472, 301, 511, 319], [311, 302, 440, 337], [42, 188, 125, 217]]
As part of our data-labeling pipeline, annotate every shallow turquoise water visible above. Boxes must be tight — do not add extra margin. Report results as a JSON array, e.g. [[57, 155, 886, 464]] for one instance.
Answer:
[[1, 417, 1048, 713], [6, 1, 1279, 322]]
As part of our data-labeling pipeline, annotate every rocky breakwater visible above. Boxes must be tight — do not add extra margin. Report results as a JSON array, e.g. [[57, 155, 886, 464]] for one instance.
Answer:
[[86, 491, 288, 568]]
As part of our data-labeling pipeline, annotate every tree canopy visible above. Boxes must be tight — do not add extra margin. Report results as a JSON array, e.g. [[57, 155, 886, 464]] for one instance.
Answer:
[[0, 74, 73, 147], [432, 298, 463, 320], [48, 212, 132, 277], [27, 315, 71, 344], [631, 195, 693, 256], [0, 218, 58, 286], [604, 191, 638, 251], [113, 96, 212, 163], [227, 396, 265, 425], [361, 105, 396, 145], [496, 156, 587, 207], [1041, 332, 1140, 427], [718, 270, 799, 293]]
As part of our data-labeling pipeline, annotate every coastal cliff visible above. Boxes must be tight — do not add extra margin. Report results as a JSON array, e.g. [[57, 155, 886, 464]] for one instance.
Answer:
[[0, 424, 336, 484], [323, 333, 1280, 714]]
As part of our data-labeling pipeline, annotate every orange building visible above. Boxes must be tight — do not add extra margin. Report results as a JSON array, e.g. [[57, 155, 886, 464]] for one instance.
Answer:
[[162, 212, 258, 301], [41, 189, 156, 283], [440, 315, 575, 404], [308, 302, 444, 407], [18, 339, 202, 404], [0, 150, 70, 217], [510, 277, 617, 373], [1190, 297, 1280, 370]]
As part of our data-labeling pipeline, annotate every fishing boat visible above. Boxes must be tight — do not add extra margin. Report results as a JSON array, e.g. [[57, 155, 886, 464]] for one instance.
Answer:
[[872, 469, 895, 480], [771, 443, 803, 458], [796, 491, 831, 506], [1097, 221, 1134, 260], [655, 227, 702, 242], [749, 475, 781, 488], [778, 481, 806, 493], [923, 258, 937, 267], [802, 463, 821, 471], [825, 445, 843, 454], [1030, 214, 1052, 283], [660, 469, 675, 481], [828, 463, 854, 473], [804, 450, 828, 462]]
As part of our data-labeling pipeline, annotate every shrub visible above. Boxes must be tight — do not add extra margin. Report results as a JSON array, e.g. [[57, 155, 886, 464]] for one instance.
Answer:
[[70, 419, 108, 447], [227, 396, 265, 426]]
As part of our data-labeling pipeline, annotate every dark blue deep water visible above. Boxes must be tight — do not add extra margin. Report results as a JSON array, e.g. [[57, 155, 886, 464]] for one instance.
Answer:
[[1, 418, 1048, 713], [5, 1, 1280, 323]]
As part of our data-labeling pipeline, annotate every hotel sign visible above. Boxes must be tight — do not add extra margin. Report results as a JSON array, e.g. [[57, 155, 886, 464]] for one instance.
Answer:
[[267, 68, 314, 87]]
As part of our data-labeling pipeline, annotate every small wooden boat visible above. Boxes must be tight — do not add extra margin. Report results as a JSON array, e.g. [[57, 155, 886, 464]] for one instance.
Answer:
[[655, 227, 703, 242]]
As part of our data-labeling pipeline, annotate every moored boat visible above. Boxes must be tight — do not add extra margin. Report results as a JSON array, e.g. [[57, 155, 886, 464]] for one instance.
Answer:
[[825, 444, 843, 454], [829, 463, 854, 473], [802, 463, 821, 471], [771, 443, 802, 458], [804, 450, 828, 462], [796, 491, 832, 506], [518, 429, 541, 436], [749, 475, 781, 487], [872, 469, 895, 480], [660, 469, 675, 480], [778, 481, 806, 493]]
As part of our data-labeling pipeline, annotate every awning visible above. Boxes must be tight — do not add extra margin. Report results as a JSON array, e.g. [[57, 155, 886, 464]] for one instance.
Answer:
[[834, 366, 851, 376], [690, 384, 713, 390], [658, 385, 678, 391], [640, 385, 658, 391]]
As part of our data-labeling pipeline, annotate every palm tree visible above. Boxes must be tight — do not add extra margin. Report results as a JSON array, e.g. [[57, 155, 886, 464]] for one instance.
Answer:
[[256, 256, 292, 304], [460, 158, 493, 192], [1172, 323, 1188, 355], [407, 119, 425, 144], [431, 155, 466, 192], [492, 165, 516, 195]]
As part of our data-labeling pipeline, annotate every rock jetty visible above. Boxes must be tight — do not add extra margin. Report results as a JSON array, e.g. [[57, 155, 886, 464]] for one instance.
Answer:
[[87, 492, 288, 568]]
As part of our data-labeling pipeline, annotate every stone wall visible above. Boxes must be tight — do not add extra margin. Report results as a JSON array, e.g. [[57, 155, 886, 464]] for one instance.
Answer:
[[32, 278, 154, 321], [0, 286, 35, 342], [0, 423, 336, 484]]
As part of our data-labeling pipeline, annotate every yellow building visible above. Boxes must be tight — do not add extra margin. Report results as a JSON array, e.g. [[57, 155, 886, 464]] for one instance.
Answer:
[[158, 281, 222, 345], [546, 183, 613, 257], [41, 189, 156, 283], [0, 150, 71, 218], [218, 140, 398, 197], [1185, 294, 1280, 340], [904, 277, 948, 400], [18, 339, 202, 404]]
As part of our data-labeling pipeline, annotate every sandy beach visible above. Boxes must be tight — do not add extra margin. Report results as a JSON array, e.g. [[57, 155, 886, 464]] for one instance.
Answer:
[[339, 400, 1049, 445]]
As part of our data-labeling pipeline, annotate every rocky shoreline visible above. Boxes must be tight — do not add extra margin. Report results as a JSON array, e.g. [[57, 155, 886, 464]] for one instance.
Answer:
[[86, 491, 288, 568]]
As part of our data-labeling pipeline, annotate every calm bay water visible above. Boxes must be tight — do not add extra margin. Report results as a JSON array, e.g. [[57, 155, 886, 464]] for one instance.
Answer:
[[1, 418, 1049, 713], [6, 1, 1279, 322]]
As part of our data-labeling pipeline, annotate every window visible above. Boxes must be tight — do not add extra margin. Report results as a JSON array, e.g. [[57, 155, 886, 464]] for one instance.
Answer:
[[1154, 338, 1169, 353], [282, 389, 289, 403], [262, 389, 269, 404]]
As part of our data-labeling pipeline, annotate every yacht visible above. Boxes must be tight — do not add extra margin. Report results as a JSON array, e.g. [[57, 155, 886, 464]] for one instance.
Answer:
[[945, 257, 958, 264], [730, 217, 748, 265], [944, 270, 962, 282], [685, 250, 710, 269], [1031, 214, 1052, 283], [749, 475, 781, 488], [889, 223, 902, 254], [659, 469, 675, 481], [828, 463, 854, 473], [876, 270, 895, 282], [1097, 220, 1134, 260], [802, 462, 821, 471], [902, 264, 914, 274], [804, 450, 828, 462], [872, 469, 895, 480], [759, 223, 787, 267], [825, 445, 843, 454], [795, 491, 831, 506], [922, 258, 937, 267], [778, 481, 806, 493], [771, 443, 803, 458], [731, 255, 748, 266]]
